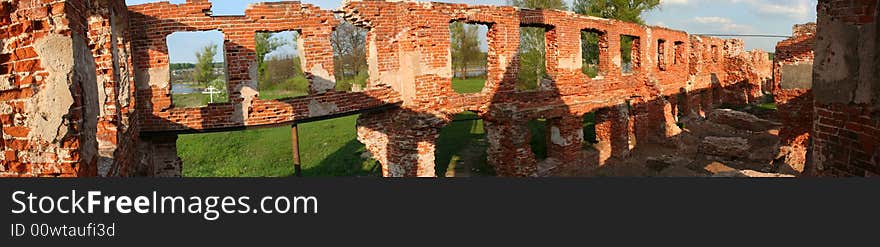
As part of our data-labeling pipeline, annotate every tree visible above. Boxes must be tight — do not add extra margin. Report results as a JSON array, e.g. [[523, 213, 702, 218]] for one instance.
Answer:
[[506, 0, 566, 90], [255, 32, 285, 81], [572, 0, 660, 73], [331, 20, 368, 83], [571, 0, 661, 24], [193, 44, 219, 86], [450, 22, 483, 79]]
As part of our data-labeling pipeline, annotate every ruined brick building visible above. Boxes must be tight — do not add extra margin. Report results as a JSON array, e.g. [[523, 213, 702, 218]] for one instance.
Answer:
[[0, 0, 877, 177]]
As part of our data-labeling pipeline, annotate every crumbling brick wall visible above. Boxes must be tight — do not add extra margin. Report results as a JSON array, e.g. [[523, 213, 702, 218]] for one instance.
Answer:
[[773, 23, 816, 174], [1, 0, 93, 176], [126, 0, 401, 176], [0, 0, 138, 177], [342, 1, 769, 176], [2, 0, 772, 177], [811, 0, 879, 176]]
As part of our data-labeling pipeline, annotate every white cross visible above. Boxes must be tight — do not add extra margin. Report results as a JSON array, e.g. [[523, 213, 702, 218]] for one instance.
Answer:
[[202, 86, 223, 103]]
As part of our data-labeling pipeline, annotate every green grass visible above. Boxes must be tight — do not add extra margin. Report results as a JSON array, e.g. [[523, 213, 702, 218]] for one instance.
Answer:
[[451, 77, 486, 93], [178, 115, 380, 177], [178, 111, 598, 177], [757, 102, 778, 111], [583, 113, 598, 145], [434, 112, 493, 176], [259, 76, 310, 100], [582, 64, 599, 78], [529, 114, 598, 159], [173, 93, 229, 108], [528, 119, 548, 160]]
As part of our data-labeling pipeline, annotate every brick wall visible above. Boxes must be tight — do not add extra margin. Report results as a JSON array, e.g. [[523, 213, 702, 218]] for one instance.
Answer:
[[2, 0, 773, 177], [341, 1, 769, 176], [0, 0, 138, 177], [811, 0, 879, 176], [0, 0, 92, 176], [127, 0, 401, 133], [773, 23, 815, 174]]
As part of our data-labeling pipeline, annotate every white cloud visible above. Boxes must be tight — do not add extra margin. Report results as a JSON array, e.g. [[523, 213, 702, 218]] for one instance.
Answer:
[[693, 16, 755, 33], [729, 0, 814, 20], [694, 16, 732, 24]]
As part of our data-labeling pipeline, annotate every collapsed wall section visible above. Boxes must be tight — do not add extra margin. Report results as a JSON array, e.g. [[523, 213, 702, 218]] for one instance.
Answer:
[[0, 0, 139, 177], [811, 0, 879, 176], [773, 23, 815, 175], [128, 0, 400, 132], [0, 0, 88, 176], [343, 0, 770, 177]]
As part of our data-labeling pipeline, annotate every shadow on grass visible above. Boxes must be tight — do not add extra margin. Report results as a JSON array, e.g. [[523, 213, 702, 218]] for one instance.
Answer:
[[307, 139, 380, 177], [434, 112, 490, 176]]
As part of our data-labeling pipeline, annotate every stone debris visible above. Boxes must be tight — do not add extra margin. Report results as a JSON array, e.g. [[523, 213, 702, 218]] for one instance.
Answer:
[[708, 109, 780, 132], [713, 170, 796, 178], [700, 136, 751, 158], [703, 161, 737, 175], [646, 155, 692, 172]]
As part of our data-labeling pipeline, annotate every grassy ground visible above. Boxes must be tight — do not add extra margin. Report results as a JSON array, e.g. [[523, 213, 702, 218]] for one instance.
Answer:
[[451, 77, 486, 93], [757, 102, 778, 111], [434, 112, 494, 176], [178, 77, 599, 177], [178, 115, 380, 177], [259, 76, 310, 100], [172, 94, 207, 108]]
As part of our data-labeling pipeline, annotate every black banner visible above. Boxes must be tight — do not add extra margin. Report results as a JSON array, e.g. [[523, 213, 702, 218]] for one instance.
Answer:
[[1, 178, 878, 245]]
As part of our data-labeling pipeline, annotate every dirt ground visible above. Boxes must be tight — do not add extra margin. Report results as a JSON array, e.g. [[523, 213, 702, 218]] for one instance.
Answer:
[[547, 106, 795, 177]]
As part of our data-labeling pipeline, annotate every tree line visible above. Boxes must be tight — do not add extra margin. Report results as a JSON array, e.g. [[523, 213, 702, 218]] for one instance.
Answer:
[[504, 0, 660, 89], [184, 0, 659, 92]]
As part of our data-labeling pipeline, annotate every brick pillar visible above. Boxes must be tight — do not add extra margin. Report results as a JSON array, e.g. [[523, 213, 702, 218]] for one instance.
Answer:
[[595, 104, 633, 165], [661, 97, 683, 138], [485, 120, 537, 177], [546, 116, 583, 163], [357, 111, 392, 173], [365, 111, 441, 177], [135, 134, 181, 177]]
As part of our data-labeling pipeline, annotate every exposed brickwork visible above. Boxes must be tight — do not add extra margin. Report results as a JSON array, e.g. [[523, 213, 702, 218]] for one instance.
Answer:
[[1, 0, 96, 176], [2, 0, 774, 177], [773, 23, 815, 174], [811, 0, 879, 177], [342, 1, 769, 176], [127, 0, 401, 133]]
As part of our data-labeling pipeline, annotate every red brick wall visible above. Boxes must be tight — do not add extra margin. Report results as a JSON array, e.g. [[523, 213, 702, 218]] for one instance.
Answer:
[[773, 23, 815, 174], [128, 0, 401, 133], [2, 0, 773, 177], [811, 0, 879, 176], [0, 0, 139, 177], [0, 0, 91, 177], [84, 0, 138, 177], [340, 1, 769, 176]]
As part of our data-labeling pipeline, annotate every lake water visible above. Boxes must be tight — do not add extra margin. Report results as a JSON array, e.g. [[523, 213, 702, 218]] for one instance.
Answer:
[[172, 84, 201, 94]]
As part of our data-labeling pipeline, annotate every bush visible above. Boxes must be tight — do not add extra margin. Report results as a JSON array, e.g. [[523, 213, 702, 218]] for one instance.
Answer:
[[335, 70, 368, 91]]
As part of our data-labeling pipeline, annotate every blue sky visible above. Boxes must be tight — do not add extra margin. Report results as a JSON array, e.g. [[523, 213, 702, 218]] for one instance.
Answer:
[[128, 0, 817, 63]]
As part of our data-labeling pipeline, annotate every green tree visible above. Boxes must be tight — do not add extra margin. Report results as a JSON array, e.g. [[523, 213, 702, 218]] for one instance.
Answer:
[[255, 32, 285, 82], [572, 0, 660, 73], [506, 0, 566, 90], [450, 22, 483, 79], [331, 21, 368, 85], [571, 0, 661, 24], [193, 44, 219, 86], [581, 31, 601, 77]]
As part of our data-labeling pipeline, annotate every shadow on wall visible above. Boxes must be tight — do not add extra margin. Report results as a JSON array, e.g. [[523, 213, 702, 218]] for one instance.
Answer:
[[129, 0, 776, 177]]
